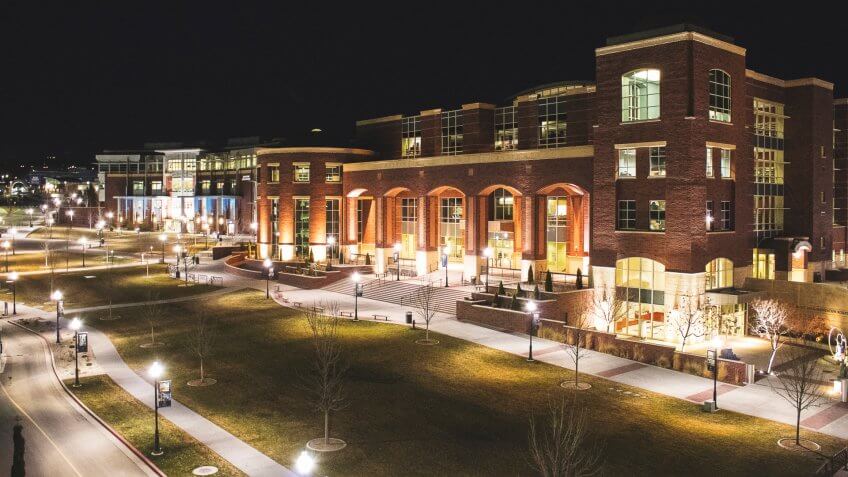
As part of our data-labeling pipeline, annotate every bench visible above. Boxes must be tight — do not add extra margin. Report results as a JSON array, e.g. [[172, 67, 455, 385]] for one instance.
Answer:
[[196, 274, 208, 284], [292, 301, 302, 308], [209, 276, 224, 287], [340, 311, 353, 318], [372, 314, 389, 322]]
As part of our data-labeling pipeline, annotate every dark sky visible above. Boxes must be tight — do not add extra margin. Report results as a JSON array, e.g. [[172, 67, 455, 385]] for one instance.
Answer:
[[1, 2, 846, 173]]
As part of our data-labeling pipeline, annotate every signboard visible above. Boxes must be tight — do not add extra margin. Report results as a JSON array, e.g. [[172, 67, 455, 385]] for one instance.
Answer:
[[355, 283, 363, 297], [157, 380, 172, 408], [441, 254, 448, 268], [707, 349, 717, 372], [58, 300, 64, 318], [76, 332, 89, 353]]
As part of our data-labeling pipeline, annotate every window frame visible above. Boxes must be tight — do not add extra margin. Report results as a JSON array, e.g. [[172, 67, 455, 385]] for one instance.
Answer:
[[649, 146, 666, 177], [649, 200, 666, 231], [617, 200, 636, 230], [617, 149, 637, 179], [621, 69, 661, 122], [708, 69, 732, 123]]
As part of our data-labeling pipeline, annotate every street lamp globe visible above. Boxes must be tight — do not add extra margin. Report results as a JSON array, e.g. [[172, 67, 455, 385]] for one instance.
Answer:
[[351, 271, 361, 283], [327, 236, 336, 245], [443, 245, 451, 256], [51, 290, 63, 301], [79, 237, 88, 246], [173, 245, 182, 254], [69, 317, 82, 331], [525, 301, 537, 313], [148, 361, 164, 379], [158, 233, 167, 242], [483, 247, 493, 258], [2, 241, 9, 251], [9, 272, 18, 282], [263, 258, 272, 269], [393, 242, 402, 253]]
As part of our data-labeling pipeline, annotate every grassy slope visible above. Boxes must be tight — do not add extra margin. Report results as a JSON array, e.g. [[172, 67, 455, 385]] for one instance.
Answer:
[[69, 375, 244, 476], [90, 289, 841, 476]]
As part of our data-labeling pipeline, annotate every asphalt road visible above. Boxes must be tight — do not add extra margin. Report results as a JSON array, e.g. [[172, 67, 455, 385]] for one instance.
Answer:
[[0, 322, 154, 476]]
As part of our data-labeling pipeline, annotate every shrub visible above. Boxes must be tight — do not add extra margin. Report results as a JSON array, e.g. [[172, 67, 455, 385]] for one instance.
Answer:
[[510, 288, 519, 310], [534, 284, 541, 299], [365, 253, 371, 265], [338, 250, 345, 264], [682, 360, 704, 377], [655, 355, 672, 369], [498, 281, 506, 295], [544, 270, 553, 292], [539, 326, 566, 343], [575, 268, 583, 289], [527, 265, 534, 284], [308, 248, 314, 263]]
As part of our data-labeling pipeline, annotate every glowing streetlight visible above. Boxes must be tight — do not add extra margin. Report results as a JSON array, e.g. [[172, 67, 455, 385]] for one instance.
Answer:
[[483, 247, 494, 291], [264, 258, 273, 299], [69, 318, 82, 387], [526, 301, 539, 362], [148, 361, 165, 456], [393, 242, 402, 281], [352, 272, 362, 321], [51, 290, 64, 344]]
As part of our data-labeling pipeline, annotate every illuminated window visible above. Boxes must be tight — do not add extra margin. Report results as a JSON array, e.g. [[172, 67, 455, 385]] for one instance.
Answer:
[[621, 69, 661, 122], [705, 258, 733, 290], [649, 200, 666, 231], [546, 196, 569, 272], [492, 188, 514, 221], [151, 181, 162, 195], [618, 149, 636, 178], [706, 148, 714, 177], [325, 199, 340, 259], [293, 164, 310, 183], [132, 181, 144, 196], [615, 257, 666, 339], [440, 197, 464, 262], [708, 69, 731, 122], [706, 201, 714, 231], [441, 109, 463, 155], [754, 148, 784, 184], [325, 165, 342, 183], [720, 201, 732, 230], [719, 149, 732, 178], [294, 198, 310, 257], [752, 248, 775, 280], [401, 116, 422, 158], [400, 198, 417, 259], [201, 180, 211, 194], [495, 106, 517, 151], [268, 166, 280, 183], [754, 195, 784, 233], [539, 95, 567, 148], [649, 147, 666, 177], [617, 200, 636, 230]]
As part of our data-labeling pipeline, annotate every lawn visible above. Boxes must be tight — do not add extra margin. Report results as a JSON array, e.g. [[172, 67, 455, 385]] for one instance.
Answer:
[[88, 289, 842, 476], [68, 375, 244, 476], [0, 250, 134, 272], [26, 227, 207, 256], [0, 265, 217, 312]]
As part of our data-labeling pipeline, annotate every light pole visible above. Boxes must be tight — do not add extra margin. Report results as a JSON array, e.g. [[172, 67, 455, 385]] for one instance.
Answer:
[[708, 336, 722, 411], [7, 272, 17, 315], [148, 361, 164, 456], [65, 211, 74, 271], [173, 245, 182, 280], [158, 233, 167, 264], [52, 290, 63, 344], [8, 228, 16, 256], [352, 272, 362, 321], [69, 317, 82, 387], [483, 247, 493, 291], [203, 223, 209, 249], [264, 258, 273, 299], [526, 301, 538, 362], [78, 237, 88, 267], [393, 242, 401, 281], [2, 241, 9, 273], [442, 245, 450, 287]]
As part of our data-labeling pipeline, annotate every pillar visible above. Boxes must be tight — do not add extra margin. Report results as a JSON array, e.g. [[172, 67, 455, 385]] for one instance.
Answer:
[[416, 195, 438, 276], [463, 195, 482, 279]]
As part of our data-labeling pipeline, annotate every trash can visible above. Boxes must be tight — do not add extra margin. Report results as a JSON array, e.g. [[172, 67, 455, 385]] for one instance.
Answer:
[[405, 311, 413, 324]]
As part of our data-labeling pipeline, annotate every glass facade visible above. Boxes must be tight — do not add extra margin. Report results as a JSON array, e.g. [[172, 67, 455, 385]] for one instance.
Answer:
[[538, 95, 567, 148], [401, 116, 422, 158], [294, 198, 310, 257], [708, 69, 731, 122], [441, 109, 463, 155], [705, 258, 733, 290], [494, 106, 517, 151], [615, 258, 665, 338], [439, 197, 464, 262], [753, 99, 786, 240], [622, 69, 661, 122], [400, 198, 417, 259], [546, 196, 569, 272]]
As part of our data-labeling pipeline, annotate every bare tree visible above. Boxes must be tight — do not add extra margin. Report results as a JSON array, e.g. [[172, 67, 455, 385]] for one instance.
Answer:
[[141, 293, 164, 347], [186, 309, 217, 385], [528, 398, 603, 477], [411, 281, 438, 343], [302, 304, 347, 448], [564, 309, 593, 390], [750, 299, 791, 374], [770, 346, 827, 447], [590, 288, 624, 333], [669, 295, 708, 352]]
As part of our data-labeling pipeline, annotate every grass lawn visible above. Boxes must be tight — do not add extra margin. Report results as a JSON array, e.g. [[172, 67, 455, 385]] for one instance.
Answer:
[[68, 375, 244, 476], [0, 250, 134, 272], [27, 227, 220, 256], [1, 265, 217, 312], [88, 289, 842, 476]]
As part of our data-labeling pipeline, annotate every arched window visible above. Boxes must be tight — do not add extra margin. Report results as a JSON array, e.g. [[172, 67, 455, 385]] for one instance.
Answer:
[[615, 257, 666, 338], [705, 258, 733, 289], [492, 188, 514, 221], [709, 69, 731, 122], [621, 69, 661, 122]]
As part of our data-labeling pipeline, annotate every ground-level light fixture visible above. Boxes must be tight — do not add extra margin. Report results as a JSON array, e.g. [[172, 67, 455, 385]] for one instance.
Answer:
[[69, 317, 83, 387], [393, 242, 402, 281], [295, 451, 315, 475], [442, 245, 451, 287]]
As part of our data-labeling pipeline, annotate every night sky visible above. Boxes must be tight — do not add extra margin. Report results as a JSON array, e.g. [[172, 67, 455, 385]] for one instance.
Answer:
[[2, 2, 847, 173]]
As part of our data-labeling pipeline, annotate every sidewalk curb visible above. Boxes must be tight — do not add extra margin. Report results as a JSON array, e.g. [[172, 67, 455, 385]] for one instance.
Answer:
[[9, 320, 166, 477]]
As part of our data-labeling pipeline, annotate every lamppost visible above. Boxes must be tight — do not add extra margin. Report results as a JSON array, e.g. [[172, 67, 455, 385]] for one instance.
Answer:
[[26, 209, 33, 228], [158, 233, 167, 264], [69, 317, 82, 387], [148, 361, 165, 456], [442, 245, 451, 288], [173, 245, 182, 279], [483, 247, 494, 291], [526, 301, 538, 362], [707, 336, 722, 411], [264, 258, 273, 299], [7, 272, 17, 315], [2, 241, 9, 273], [65, 211, 74, 271], [393, 242, 401, 281], [327, 236, 336, 265], [52, 290, 63, 344], [352, 272, 362, 321], [78, 237, 88, 267], [8, 228, 16, 256], [250, 222, 258, 259]]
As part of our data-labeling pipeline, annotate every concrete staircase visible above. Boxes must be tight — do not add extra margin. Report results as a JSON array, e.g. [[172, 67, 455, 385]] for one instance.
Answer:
[[321, 277, 470, 315]]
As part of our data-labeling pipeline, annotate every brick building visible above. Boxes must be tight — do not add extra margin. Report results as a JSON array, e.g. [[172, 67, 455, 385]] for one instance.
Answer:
[[98, 25, 848, 342]]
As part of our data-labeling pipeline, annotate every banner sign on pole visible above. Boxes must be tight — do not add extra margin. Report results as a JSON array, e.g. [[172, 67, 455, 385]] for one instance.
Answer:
[[76, 332, 89, 353], [157, 379, 172, 408], [58, 300, 64, 318], [707, 349, 717, 372]]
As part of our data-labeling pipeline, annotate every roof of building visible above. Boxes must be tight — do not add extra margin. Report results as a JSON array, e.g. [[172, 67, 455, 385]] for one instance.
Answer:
[[606, 24, 735, 47]]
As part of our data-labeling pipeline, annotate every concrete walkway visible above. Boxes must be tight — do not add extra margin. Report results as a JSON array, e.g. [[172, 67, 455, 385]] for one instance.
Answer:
[[191, 259, 848, 441]]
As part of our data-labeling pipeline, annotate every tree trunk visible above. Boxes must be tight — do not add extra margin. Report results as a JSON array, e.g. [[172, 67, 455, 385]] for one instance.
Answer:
[[200, 357, 205, 382], [767, 348, 777, 374], [324, 411, 329, 444], [796, 408, 801, 445]]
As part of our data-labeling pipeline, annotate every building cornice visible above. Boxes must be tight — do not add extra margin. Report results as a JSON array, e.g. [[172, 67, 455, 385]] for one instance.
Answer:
[[355, 115, 403, 127], [256, 147, 375, 157], [596, 32, 745, 57], [746, 69, 834, 90], [835, 98, 848, 106], [344, 146, 594, 172]]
